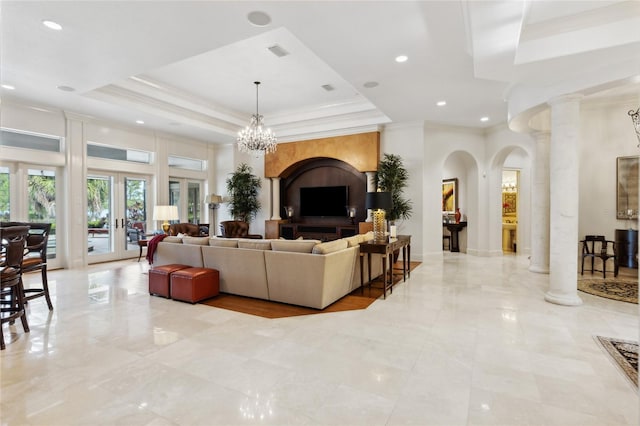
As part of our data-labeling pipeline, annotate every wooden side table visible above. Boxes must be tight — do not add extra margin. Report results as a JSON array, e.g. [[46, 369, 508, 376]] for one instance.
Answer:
[[137, 239, 148, 262], [359, 235, 411, 299]]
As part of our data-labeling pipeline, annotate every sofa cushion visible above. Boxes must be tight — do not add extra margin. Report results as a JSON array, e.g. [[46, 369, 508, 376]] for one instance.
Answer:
[[312, 239, 348, 254], [343, 234, 368, 248], [209, 238, 239, 248], [238, 240, 272, 250], [163, 236, 183, 243], [271, 239, 319, 253], [182, 236, 210, 246]]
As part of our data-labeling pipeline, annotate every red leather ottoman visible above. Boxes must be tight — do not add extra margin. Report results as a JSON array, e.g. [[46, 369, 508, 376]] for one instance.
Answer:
[[149, 264, 190, 298], [170, 267, 219, 304]]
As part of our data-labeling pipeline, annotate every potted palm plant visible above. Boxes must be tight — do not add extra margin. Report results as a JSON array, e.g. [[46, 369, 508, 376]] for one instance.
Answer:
[[375, 153, 413, 224], [226, 163, 262, 223]]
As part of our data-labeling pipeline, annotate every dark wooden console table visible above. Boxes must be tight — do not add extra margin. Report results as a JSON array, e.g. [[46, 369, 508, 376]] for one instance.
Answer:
[[359, 235, 411, 299], [615, 228, 638, 269], [443, 222, 467, 252]]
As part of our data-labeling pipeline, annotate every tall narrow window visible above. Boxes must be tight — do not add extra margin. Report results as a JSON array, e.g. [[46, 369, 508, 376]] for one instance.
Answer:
[[28, 168, 57, 258], [0, 166, 9, 220]]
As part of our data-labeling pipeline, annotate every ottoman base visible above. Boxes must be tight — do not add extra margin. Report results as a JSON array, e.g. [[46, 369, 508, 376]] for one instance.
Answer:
[[170, 267, 220, 304], [149, 264, 190, 298]]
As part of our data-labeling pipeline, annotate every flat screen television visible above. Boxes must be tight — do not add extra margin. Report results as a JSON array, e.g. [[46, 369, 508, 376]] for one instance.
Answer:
[[300, 185, 348, 217]]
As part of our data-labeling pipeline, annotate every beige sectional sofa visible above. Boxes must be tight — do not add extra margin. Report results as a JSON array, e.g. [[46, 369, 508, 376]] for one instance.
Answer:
[[153, 232, 382, 309]]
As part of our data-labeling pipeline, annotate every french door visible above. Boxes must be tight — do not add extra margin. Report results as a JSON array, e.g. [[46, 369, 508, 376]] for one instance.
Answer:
[[87, 171, 149, 263], [0, 163, 61, 269]]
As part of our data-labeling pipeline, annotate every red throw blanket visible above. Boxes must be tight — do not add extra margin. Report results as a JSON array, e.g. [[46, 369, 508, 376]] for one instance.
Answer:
[[146, 234, 167, 264]]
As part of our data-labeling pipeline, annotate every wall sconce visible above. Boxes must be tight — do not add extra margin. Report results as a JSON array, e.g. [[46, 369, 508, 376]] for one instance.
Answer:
[[348, 207, 357, 225], [629, 108, 640, 147], [284, 206, 294, 223]]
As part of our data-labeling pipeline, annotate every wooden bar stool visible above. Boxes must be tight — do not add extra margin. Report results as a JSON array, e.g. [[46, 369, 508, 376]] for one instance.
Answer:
[[1, 225, 31, 350], [1, 222, 53, 310]]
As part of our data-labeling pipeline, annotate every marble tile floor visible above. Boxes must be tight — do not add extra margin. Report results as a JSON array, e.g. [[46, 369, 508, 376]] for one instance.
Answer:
[[1, 254, 638, 425]]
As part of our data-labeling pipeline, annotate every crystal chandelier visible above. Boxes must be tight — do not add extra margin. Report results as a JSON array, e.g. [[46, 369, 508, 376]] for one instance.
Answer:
[[629, 108, 640, 147], [237, 81, 277, 155]]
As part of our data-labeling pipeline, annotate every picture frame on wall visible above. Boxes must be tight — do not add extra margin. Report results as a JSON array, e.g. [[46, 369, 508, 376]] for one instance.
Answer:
[[442, 178, 458, 214], [616, 156, 639, 219]]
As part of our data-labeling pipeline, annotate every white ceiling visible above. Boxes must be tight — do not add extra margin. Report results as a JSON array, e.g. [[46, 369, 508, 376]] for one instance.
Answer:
[[1, 1, 639, 144]]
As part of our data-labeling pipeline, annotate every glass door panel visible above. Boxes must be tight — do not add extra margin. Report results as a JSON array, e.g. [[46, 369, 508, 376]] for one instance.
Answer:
[[28, 168, 57, 260], [88, 171, 149, 263], [0, 166, 9, 221], [87, 175, 114, 257], [124, 177, 147, 253], [187, 181, 201, 224], [169, 180, 180, 224], [169, 178, 203, 225]]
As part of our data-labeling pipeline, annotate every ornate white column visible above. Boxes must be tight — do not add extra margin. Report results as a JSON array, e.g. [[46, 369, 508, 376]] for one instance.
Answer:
[[271, 177, 281, 220], [365, 171, 376, 222], [545, 95, 583, 306], [529, 131, 550, 274]]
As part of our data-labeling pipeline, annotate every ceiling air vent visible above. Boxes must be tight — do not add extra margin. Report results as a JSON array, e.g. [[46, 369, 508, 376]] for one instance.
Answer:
[[267, 44, 289, 58], [321, 84, 335, 92]]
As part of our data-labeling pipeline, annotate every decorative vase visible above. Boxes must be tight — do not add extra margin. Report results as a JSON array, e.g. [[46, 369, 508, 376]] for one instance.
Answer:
[[373, 209, 386, 241], [455, 208, 461, 224]]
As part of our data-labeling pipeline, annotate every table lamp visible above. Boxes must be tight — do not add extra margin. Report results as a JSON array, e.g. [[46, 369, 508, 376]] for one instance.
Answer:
[[365, 191, 392, 242], [153, 205, 179, 234]]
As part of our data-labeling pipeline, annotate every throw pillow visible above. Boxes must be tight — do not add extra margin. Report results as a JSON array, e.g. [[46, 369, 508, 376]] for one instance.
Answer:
[[271, 240, 320, 253], [163, 236, 183, 243], [312, 239, 348, 254], [238, 240, 272, 250], [209, 238, 239, 248], [343, 235, 362, 248], [182, 236, 209, 246]]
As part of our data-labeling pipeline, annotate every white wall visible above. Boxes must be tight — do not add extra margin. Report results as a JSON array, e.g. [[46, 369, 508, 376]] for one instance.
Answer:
[[380, 122, 424, 260], [579, 97, 640, 240]]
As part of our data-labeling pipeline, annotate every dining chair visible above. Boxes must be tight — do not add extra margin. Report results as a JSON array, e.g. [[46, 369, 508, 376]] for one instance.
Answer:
[[1, 225, 31, 350]]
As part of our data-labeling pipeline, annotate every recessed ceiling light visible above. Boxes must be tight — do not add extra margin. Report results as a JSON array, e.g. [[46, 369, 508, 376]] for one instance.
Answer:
[[363, 81, 379, 89], [135, 120, 144, 125], [42, 20, 62, 30], [1, 84, 15, 90], [436, 101, 447, 106], [57, 85, 75, 92], [247, 11, 271, 27], [480, 116, 490, 122], [395, 55, 408, 63]]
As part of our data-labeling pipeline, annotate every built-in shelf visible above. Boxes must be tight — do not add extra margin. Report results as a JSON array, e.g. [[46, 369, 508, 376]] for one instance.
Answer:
[[279, 223, 357, 242]]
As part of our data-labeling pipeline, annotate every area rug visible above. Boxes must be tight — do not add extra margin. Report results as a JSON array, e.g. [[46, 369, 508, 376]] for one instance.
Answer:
[[577, 276, 638, 304], [200, 261, 420, 319], [595, 336, 638, 388]]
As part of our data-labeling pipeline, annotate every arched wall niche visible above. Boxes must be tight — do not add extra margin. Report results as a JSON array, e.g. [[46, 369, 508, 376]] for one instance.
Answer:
[[490, 146, 532, 255], [281, 158, 367, 224], [442, 150, 479, 253]]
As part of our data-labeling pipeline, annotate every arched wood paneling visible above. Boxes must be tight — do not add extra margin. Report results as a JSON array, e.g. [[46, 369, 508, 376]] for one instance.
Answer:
[[264, 132, 379, 178], [281, 158, 367, 225]]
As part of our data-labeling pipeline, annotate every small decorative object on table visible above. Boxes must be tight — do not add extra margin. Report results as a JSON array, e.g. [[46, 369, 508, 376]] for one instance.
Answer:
[[455, 208, 461, 224], [284, 206, 294, 223], [348, 207, 357, 225]]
